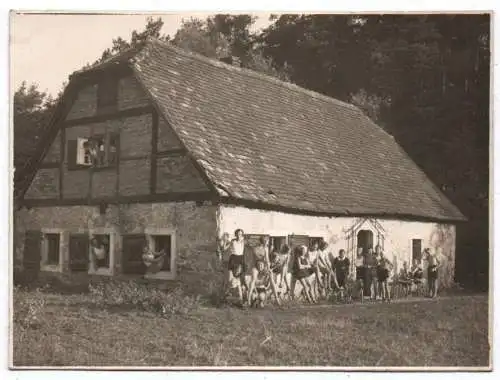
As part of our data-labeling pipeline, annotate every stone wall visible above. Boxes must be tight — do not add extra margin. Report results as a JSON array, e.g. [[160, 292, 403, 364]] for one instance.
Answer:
[[15, 202, 218, 287]]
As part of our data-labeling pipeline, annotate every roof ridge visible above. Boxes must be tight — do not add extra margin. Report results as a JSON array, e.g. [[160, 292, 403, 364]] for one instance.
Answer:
[[71, 43, 146, 78], [146, 38, 360, 113]]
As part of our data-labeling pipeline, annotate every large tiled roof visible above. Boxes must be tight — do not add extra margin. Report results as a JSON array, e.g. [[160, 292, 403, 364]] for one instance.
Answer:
[[19, 38, 465, 222], [128, 39, 465, 221]]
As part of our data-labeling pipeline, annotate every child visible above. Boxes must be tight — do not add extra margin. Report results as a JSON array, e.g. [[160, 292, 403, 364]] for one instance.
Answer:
[[227, 229, 246, 305], [250, 260, 271, 308], [291, 245, 316, 303], [270, 244, 291, 296], [142, 243, 166, 275], [333, 249, 350, 289], [425, 248, 440, 298], [307, 241, 323, 298], [317, 240, 335, 293], [410, 259, 424, 283], [376, 251, 392, 301], [90, 236, 109, 270]]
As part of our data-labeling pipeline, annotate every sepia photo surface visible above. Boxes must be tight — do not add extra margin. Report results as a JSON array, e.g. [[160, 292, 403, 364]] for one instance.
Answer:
[[10, 10, 492, 371]]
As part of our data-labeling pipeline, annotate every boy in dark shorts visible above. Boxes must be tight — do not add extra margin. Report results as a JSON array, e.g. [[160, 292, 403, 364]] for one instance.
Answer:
[[376, 251, 392, 301], [425, 248, 440, 298], [333, 249, 350, 288]]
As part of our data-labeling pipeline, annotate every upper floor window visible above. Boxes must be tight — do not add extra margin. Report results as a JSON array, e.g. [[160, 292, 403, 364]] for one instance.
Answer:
[[68, 133, 119, 170]]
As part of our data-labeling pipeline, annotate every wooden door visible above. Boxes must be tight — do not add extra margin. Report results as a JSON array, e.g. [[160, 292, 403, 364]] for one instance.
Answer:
[[69, 234, 89, 272], [122, 234, 147, 274]]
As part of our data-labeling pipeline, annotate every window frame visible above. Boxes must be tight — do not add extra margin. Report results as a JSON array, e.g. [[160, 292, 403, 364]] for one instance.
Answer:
[[144, 228, 177, 280], [40, 228, 64, 272], [68, 131, 120, 171], [411, 238, 423, 264], [88, 228, 116, 276]]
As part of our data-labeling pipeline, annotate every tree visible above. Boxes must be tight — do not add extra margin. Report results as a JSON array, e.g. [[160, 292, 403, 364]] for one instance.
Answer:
[[261, 14, 490, 289]]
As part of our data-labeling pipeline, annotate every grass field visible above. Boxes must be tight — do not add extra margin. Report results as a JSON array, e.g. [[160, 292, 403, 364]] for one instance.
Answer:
[[12, 280, 490, 368]]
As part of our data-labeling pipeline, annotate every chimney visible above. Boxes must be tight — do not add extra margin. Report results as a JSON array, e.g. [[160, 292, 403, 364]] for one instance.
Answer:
[[219, 56, 233, 65], [219, 56, 242, 68]]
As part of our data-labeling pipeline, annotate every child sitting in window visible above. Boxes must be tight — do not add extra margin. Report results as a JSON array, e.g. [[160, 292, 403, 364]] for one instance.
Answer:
[[142, 243, 166, 275], [90, 236, 109, 269]]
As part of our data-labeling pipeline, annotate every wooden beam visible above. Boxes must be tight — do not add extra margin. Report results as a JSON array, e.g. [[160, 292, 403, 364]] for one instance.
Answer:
[[39, 162, 60, 169], [22, 191, 214, 208], [150, 109, 158, 194], [63, 105, 154, 128], [59, 126, 65, 200], [156, 148, 186, 157]]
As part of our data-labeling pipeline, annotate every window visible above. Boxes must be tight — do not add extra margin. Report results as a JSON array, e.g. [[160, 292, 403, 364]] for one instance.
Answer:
[[41, 231, 62, 271], [144, 228, 177, 280], [46, 234, 60, 265], [68, 132, 119, 170], [357, 230, 374, 255], [88, 230, 115, 275], [97, 77, 118, 113], [270, 236, 287, 253], [412, 239, 423, 263], [151, 235, 172, 272], [308, 236, 324, 250]]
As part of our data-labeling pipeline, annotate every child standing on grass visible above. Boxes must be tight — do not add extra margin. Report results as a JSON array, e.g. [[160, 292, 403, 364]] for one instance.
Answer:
[[333, 249, 350, 289], [376, 251, 393, 301], [227, 229, 247, 306], [317, 240, 335, 293], [425, 248, 440, 298], [270, 244, 291, 297]]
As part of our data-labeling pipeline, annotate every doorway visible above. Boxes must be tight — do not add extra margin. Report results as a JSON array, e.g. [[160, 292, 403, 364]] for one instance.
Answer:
[[357, 230, 374, 254]]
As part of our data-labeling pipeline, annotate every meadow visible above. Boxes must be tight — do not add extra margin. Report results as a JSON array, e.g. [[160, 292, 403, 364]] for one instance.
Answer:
[[12, 274, 490, 368]]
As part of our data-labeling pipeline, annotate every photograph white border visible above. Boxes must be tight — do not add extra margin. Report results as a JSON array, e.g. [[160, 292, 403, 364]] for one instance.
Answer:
[[3, 1, 498, 379]]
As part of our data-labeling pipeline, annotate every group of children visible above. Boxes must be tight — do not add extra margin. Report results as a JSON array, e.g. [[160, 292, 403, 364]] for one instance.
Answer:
[[217, 229, 352, 307], [218, 229, 442, 307]]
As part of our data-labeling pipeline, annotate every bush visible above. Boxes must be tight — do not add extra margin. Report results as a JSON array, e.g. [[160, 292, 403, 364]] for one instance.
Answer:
[[13, 287, 46, 330], [88, 280, 201, 316]]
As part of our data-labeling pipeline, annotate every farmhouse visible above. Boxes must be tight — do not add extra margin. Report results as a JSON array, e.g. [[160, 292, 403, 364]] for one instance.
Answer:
[[14, 39, 465, 291]]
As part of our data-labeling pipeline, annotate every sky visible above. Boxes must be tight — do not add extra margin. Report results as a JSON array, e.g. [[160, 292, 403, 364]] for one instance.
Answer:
[[10, 12, 273, 96]]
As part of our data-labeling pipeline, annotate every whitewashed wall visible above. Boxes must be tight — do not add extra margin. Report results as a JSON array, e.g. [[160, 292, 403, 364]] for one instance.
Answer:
[[216, 205, 456, 287]]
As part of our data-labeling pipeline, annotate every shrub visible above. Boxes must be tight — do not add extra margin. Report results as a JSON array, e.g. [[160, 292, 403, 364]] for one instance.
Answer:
[[88, 280, 201, 316], [13, 287, 46, 330]]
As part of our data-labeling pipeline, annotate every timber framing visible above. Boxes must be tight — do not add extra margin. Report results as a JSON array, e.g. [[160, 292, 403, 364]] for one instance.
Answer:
[[150, 109, 158, 194], [22, 191, 216, 208], [63, 105, 154, 128]]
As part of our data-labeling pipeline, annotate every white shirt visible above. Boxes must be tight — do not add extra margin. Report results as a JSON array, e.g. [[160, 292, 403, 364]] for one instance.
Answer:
[[230, 239, 245, 256], [308, 250, 319, 264], [93, 246, 106, 260]]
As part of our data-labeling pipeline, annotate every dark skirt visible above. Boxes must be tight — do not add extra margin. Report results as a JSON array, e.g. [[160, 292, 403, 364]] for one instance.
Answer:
[[377, 267, 389, 282], [228, 254, 245, 277], [337, 271, 347, 287], [363, 267, 373, 296], [428, 265, 438, 281], [356, 266, 364, 281], [295, 267, 314, 279]]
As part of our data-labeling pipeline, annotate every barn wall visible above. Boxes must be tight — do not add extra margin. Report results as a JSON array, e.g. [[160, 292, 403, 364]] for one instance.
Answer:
[[15, 202, 218, 286], [217, 205, 456, 288]]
